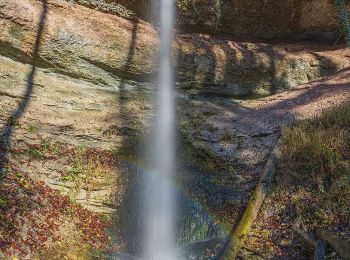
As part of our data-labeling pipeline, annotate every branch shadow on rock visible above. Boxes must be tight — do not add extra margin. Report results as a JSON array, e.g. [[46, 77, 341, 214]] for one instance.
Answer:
[[0, 0, 48, 176]]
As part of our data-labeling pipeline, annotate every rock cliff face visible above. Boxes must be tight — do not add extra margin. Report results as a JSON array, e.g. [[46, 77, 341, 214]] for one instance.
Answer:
[[177, 0, 350, 41], [176, 36, 349, 96], [0, 0, 155, 215], [0, 0, 349, 208], [1, 0, 349, 97], [0, 0, 349, 217], [67, 0, 350, 41]]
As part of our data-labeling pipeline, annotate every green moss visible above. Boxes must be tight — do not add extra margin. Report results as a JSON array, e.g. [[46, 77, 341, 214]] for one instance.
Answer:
[[182, 134, 217, 170], [8, 24, 24, 39], [28, 125, 38, 134], [27, 138, 52, 160]]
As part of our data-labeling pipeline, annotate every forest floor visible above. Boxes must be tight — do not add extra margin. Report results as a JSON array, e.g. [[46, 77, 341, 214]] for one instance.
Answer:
[[0, 144, 123, 259], [236, 69, 350, 259], [244, 100, 350, 259]]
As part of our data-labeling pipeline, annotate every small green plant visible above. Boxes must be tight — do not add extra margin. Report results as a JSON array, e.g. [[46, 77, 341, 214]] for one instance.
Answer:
[[28, 147, 43, 159], [62, 146, 114, 203], [16, 172, 25, 182], [0, 198, 7, 208], [61, 166, 80, 182], [178, 118, 199, 129], [61, 146, 85, 183], [9, 117, 20, 129], [28, 125, 38, 134], [27, 138, 51, 160]]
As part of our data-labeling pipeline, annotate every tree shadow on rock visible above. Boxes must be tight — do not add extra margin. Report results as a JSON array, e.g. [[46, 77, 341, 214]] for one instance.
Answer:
[[110, 20, 150, 257], [0, 0, 48, 175]]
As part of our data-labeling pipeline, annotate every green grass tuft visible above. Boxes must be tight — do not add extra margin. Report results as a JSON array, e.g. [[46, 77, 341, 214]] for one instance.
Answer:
[[279, 101, 350, 214]]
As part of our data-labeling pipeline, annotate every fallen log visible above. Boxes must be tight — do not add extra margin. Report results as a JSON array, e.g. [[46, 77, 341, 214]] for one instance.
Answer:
[[292, 217, 317, 248], [292, 221, 325, 260], [218, 138, 283, 259], [293, 224, 317, 248], [316, 229, 350, 259]]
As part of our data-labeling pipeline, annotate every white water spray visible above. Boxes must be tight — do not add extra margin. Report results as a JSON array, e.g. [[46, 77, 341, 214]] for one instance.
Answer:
[[144, 0, 177, 259]]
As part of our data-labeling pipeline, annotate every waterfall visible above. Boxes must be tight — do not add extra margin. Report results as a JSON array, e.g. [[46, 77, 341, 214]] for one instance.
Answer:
[[144, 0, 177, 259]]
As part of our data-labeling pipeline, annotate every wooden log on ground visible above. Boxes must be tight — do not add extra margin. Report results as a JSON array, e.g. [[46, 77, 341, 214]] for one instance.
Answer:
[[316, 229, 350, 259], [218, 138, 283, 259], [293, 221, 325, 260], [292, 217, 317, 248]]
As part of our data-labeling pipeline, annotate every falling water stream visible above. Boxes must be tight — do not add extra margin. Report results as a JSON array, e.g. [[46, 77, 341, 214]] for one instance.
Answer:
[[144, 0, 176, 259], [118, 0, 230, 259]]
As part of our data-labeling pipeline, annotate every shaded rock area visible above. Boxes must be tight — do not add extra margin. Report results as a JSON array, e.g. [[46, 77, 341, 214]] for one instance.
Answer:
[[176, 37, 349, 96], [65, 0, 350, 42], [176, 0, 350, 41]]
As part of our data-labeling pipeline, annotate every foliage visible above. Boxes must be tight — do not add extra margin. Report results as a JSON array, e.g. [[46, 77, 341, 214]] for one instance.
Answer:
[[3, 137, 124, 258], [214, 0, 222, 28], [0, 166, 114, 258], [278, 101, 350, 226], [26, 138, 52, 160], [244, 102, 350, 259], [280, 102, 350, 191], [61, 145, 117, 203], [334, 0, 350, 45]]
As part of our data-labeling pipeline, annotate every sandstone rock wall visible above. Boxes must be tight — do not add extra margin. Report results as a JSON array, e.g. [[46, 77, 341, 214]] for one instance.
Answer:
[[176, 35, 349, 96], [1, 0, 349, 98], [66, 0, 350, 41], [0, 0, 349, 213]]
